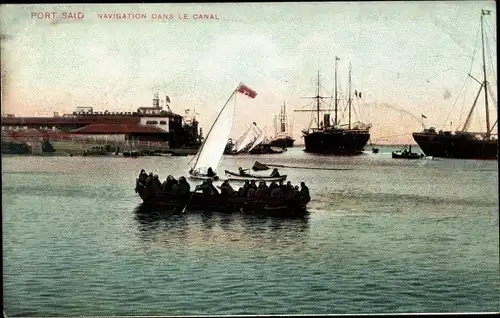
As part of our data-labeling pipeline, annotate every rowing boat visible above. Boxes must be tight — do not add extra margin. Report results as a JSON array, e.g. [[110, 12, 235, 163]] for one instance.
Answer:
[[224, 170, 287, 182], [137, 190, 307, 217]]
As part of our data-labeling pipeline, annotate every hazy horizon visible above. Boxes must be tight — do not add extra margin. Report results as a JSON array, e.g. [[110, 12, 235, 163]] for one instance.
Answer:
[[1, 2, 497, 144]]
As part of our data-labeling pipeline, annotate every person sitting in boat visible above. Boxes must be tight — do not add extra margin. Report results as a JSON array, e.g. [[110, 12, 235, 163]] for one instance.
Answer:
[[196, 179, 219, 195], [241, 180, 251, 197], [270, 184, 282, 199], [219, 180, 235, 196], [195, 180, 211, 195], [207, 167, 216, 178], [270, 168, 281, 178], [138, 169, 148, 183], [135, 169, 148, 193], [299, 182, 311, 204], [278, 180, 287, 196], [145, 175, 161, 197], [145, 172, 154, 185], [255, 181, 270, 199], [286, 186, 299, 200], [153, 175, 162, 192], [247, 186, 257, 198], [176, 176, 191, 200], [249, 180, 257, 190], [238, 167, 250, 176], [207, 179, 219, 195], [161, 175, 177, 194]]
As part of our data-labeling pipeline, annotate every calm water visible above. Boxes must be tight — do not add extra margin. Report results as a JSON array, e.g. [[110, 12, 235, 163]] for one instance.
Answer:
[[2, 146, 499, 316]]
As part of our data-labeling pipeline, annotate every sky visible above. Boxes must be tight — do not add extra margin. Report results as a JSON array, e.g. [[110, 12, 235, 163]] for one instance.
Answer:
[[0, 1, 497, 144]]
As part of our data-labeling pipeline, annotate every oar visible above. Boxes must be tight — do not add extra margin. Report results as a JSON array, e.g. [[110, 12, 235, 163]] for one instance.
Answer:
[[182, 192, 196, 214], [258, 163, 353, 171]]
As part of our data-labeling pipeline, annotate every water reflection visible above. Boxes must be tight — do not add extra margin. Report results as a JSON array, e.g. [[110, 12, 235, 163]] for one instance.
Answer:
[[133, 203, 310, 250]]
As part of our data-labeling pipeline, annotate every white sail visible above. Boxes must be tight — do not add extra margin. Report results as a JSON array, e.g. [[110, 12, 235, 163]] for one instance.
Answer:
[[248, 128, 267, 152], [189, 93, 237, 174], [232, 124, 254, 151], [188, 83, 257, 175], [236, 123, 259, 152]]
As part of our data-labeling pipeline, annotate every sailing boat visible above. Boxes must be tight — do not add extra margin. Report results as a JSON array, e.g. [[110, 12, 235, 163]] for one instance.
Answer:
[[188, 83, 258, 180], [270, 101, 295, 148], [294, 58, 371, 155], [412, 10, 497, 160], [248, 126, 284, 154], [224, 122, 260, 155]]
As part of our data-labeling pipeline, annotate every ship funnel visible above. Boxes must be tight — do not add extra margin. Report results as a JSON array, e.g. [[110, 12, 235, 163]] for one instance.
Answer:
[[324, 114, 331, 128]]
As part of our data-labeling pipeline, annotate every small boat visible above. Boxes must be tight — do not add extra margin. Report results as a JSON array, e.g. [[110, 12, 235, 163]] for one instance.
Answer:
[[252, 161, 270, 171], [82, 145, 115, 156], [225, 122, 261, 155], [188, 169, 220, 181], [123, 151, 139, 158], [224, 170, 287, 182], [392, 145, 424, 159]]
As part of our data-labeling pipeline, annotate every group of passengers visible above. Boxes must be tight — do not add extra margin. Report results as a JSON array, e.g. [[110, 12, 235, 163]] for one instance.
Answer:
[[135, 169, 310, 203]]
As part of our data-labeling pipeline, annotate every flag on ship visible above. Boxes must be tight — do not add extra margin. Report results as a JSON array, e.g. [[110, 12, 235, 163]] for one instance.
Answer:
[[482, 9, 491, 15], [165, 96, 171, 103], [237, 84, 257, 98], [421, 114, 427, 119]]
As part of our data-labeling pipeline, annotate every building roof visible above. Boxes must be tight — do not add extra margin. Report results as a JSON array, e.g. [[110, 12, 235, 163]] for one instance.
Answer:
[[70, 123, 167, 134]]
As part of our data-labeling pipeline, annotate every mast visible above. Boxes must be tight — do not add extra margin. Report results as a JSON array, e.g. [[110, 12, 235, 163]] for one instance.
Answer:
[[348, 63, 352, 130], [334, 57, 339, 127], [281, 101, 287, 133], [294, 71, 332, 126], [480, 10, 490, 138], [316, 70, 320, 129]]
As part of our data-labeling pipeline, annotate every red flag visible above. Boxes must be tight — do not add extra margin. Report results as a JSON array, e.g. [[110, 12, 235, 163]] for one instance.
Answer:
[[237, 84, 257, 99]]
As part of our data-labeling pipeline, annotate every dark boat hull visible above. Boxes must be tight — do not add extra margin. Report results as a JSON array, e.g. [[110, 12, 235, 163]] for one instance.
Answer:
[[136, 188, 308, 217], [1, 141, 31, 154], [248, 148, 284, 154], [270, 137, 294, 148], [412, 133, 498, 160], [391, 152, 423, 159], [303, 130, 370, 155]]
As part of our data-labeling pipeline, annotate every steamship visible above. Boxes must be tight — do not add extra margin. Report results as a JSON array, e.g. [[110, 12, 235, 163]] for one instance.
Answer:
[[270, 101, 295, 148], [412, 10, 497, 160], [295, 59, 371, 155]]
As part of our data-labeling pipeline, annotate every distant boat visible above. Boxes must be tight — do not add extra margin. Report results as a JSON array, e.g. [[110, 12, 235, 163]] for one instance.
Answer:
[[295, 59, 371, 155], [392, 145, 424, 159], [247, 126, 284, 155], [224, 122, 260, 155], [188, 83, 258, 180], [270, 101, 295, 148], [412, 10, 497, 160], [83, 145, 115, 156], [1, 141, 31, 155]]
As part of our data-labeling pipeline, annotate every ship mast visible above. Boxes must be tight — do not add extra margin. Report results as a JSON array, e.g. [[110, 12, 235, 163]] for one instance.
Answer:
[[334, 56, 339, 127], [316, 70, 321, 129], [348, 63, 352, 130], [281, 101, 287, 133], [294, 70, 333, 130], [480, 9, 490, 139]]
